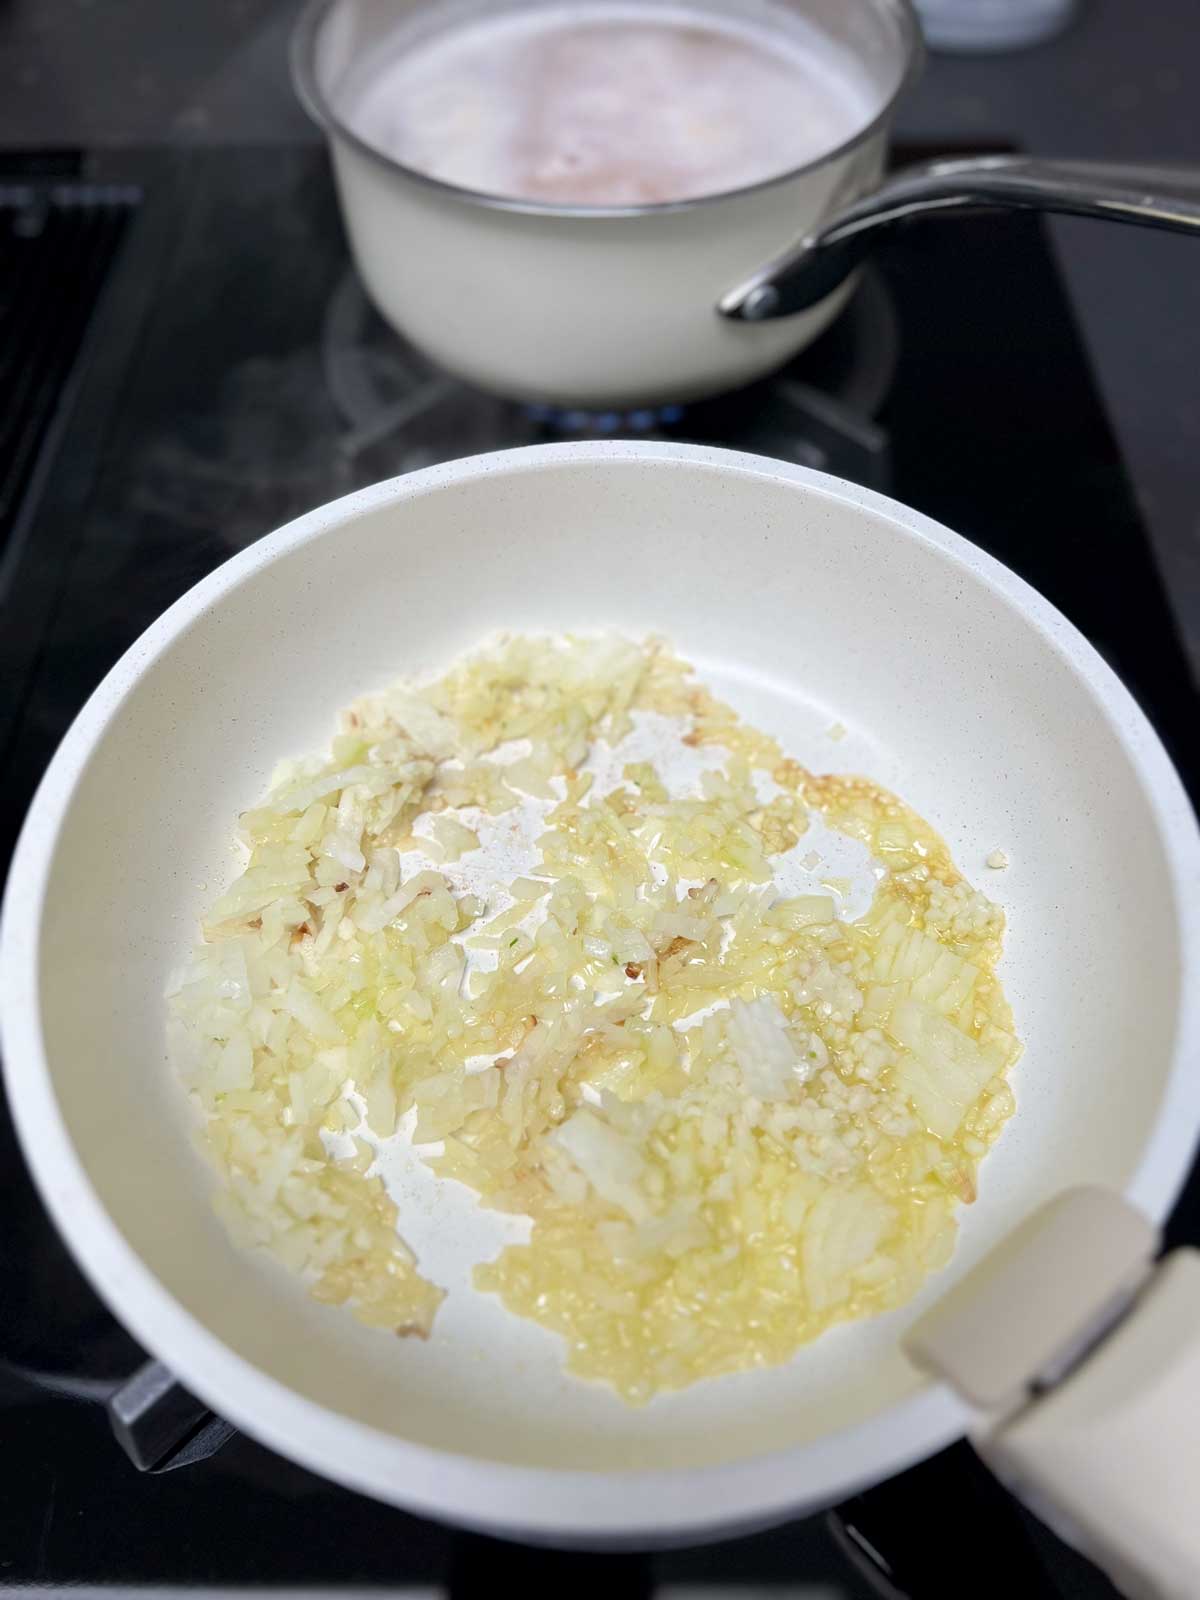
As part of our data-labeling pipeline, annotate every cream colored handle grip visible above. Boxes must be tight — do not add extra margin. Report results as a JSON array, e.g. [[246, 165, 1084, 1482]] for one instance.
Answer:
[[983, 1252, 1200, 1600], [906, 1189, 1200, 1600]]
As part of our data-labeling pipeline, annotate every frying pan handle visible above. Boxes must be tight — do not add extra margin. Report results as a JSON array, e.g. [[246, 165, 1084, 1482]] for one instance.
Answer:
[[907, 1189, 1200, 1600], [976, 1251, 1200, 1600], [719, 157, 1200, 321]]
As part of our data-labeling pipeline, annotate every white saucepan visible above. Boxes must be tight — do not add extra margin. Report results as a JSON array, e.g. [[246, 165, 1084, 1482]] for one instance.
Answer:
[[292, 0, 911, 407], [2, 444, 1199, 1563], [292, 0, 1200, 408]]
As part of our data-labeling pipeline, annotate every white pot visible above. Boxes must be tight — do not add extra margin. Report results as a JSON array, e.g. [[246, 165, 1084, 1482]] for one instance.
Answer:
[[3, 442, 1199, 1546], [292, 0, 918, 407]]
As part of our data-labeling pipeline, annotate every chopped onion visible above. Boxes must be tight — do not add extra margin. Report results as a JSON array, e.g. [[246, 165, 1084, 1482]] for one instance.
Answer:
[[170, 633, 1020, 1390]]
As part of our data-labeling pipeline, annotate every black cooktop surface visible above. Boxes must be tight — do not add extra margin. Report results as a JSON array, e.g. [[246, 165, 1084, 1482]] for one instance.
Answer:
[[1, 144, 1194, 1599]]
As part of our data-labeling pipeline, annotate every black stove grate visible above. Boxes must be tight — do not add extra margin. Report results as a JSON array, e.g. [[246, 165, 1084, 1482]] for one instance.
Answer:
[[0, 176, 139, 582]]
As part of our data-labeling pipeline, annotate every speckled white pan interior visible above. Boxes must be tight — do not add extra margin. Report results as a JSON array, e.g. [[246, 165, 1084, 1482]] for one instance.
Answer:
[[3, 442, 1198, 1543]]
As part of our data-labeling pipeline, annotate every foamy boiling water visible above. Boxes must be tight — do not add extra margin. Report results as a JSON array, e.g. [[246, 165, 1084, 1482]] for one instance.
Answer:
[[344, 3, 875, 206]]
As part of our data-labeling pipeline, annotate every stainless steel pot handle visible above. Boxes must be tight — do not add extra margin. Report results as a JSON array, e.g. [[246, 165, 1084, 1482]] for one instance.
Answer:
[[719, 156, 1200, 322]]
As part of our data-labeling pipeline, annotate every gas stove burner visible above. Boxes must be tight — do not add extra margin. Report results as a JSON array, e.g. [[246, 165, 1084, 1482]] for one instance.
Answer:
[[522, 401, 687, 434]]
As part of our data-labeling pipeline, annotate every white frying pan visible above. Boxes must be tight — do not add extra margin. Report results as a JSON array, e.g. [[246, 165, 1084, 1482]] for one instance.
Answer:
[[2, 443, 1199, 1567]]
